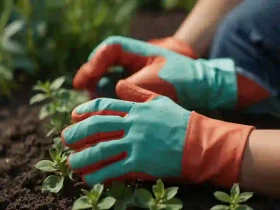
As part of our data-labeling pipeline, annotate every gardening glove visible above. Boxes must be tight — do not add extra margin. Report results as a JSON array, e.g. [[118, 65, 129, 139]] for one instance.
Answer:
[[75, 36, 197, 99], [61, 81, 255, 188], [73, 36, 271, 112]]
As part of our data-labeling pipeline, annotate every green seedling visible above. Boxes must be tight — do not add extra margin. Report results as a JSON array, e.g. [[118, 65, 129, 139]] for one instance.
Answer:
[[106, 182, 135, 210], [211, 183, 253, 210], [135, 179, 183, 210], [35, 137, 73, 193], [30, 76, 89, 136], [73, 184, 116, 210]]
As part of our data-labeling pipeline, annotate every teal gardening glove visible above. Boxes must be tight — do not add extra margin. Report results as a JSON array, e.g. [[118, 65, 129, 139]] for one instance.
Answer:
[[62, 81, 254, 187], [74, 36, 272, 113], [62, 83, 190, 185]]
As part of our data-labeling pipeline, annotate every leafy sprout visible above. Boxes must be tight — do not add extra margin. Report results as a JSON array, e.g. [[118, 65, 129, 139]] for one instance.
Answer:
[[73, 184, 116, 210], [135, 179, 183, 210], [30, 76, 89, 136], [35, 137, 73, 193], [211, 183, 253, 210], [106, 182, 134, 210]]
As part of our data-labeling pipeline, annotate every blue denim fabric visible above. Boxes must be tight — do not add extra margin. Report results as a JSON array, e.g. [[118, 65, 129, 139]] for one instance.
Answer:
[[210, 0, 280, 114]]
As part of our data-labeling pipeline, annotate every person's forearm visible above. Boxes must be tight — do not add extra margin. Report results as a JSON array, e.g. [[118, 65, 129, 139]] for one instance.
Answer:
[[174, 0, 242, 56], [240, 130, 280, 196]]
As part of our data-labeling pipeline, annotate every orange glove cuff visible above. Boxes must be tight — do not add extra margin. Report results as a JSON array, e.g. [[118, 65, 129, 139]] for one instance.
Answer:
[[148, 37, 198, 59], [183, 112, 255, 187]]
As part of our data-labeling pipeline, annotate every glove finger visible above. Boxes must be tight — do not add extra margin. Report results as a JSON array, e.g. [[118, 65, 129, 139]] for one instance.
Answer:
[[72, 97, 133, 122], [116, 80, 159, 103], [68, 140, 127, 173], [124, 63, 179, 102], [82, 159, 129, 186], [73, 37, 153, 90], [61, 115, 125, 149]]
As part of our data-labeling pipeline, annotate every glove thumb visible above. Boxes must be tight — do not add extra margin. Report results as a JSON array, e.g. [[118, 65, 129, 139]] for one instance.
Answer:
[[116, 80, 159, 103]]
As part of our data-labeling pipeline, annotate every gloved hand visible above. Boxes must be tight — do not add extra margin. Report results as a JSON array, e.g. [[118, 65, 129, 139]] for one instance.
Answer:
[[76, 36, 197, 99], [62, 81, 254, 187], [74, 36, 271, 111]]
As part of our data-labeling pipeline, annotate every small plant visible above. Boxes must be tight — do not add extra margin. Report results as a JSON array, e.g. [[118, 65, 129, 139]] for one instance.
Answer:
[[73, 184, 116, 210], [30, 76, 89, 136], [35, 137, 73, 193], [134, 179, 183, 210], [211, 183, 253, 210], [106, 181, 135, 210]]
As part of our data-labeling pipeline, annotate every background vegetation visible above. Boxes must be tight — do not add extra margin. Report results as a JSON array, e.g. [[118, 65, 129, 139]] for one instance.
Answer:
[[0, 0, 196, 99]]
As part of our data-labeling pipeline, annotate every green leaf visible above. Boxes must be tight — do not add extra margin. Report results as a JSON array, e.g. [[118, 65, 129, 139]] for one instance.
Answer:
[[61, 153, 68, 163], [49, 148, 58, 161], [0, 65, 13, 80], [33, 82, 48, 92], [214, 191, 231, 203], [93, 183, 104, 198], [39, 105, 50, 119], [42, 175, 64, 193], [157, 204, 168, 209], [230, 183, 240, 200], [210, 205, 230, 210], [30, 94, 47, 104], [135, 188, 154, 208], [1, 38, 24, 54], [3, 20, 25, 38], [163, 198, 183, 210], [153, 179, 165, 199], [97, 197, 116, 209], [114, 200, 128, 210], [115, 0, 138, 23], [50, 76, 65, 90], [53, 137, 63, 155], [35, 160, 57, 172], [238, 192, 253, 203], [108, 182, 126, 198], [67, 167, 73, 180], [236, 205, 253, 210], [72, 196, 92, 210], [47, 127, 56, 137], [1, 20, 25, 54], [164, 187, 178, 200]]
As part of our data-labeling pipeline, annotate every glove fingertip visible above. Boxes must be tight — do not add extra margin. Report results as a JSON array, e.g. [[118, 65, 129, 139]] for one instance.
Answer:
[[61, 127, 71, 147], [116, 80, 159, 102]]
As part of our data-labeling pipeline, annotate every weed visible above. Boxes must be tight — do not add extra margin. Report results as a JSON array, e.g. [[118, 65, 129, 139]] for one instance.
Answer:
[[35, 137, 72, 193], [30, 76, 89, 136], [73, 184, 116, 210], [211, 183, 253, 210], [134, 179, 182, 210]]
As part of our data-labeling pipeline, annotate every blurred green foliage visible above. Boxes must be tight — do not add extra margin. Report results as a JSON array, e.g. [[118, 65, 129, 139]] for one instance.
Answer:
[[139, 0, 196, 12], [162, 0, 196, 11], [0, 0, 195, 99], [0, 0, 138, 98]]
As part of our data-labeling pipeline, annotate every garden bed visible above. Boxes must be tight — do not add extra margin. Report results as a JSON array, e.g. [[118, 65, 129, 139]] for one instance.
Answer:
[[1, 11, 280, 210]]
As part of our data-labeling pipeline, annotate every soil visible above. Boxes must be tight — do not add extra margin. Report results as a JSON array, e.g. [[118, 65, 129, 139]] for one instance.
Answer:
[[1, 10, 280, 210]]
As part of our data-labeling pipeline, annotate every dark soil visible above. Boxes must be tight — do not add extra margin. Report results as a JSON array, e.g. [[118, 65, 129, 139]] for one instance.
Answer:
[[1, 10, 280, 210]]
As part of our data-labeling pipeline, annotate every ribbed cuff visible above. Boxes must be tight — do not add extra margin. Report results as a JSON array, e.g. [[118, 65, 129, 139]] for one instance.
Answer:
[[182, 112, 255, 187]]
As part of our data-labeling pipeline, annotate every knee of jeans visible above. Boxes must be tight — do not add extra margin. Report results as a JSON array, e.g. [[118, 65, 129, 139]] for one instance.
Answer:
[[209, 10, 243, 58], [210, 0, 280, 58]]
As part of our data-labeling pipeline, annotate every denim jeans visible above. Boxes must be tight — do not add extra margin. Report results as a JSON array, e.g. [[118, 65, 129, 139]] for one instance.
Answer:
[[210, 0, 280, 113]]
